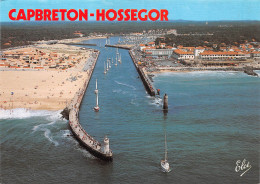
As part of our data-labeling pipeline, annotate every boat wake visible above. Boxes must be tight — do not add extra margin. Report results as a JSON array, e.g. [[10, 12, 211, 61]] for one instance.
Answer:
[[112, 89, 128, 94], [115, 80, 136, 90]]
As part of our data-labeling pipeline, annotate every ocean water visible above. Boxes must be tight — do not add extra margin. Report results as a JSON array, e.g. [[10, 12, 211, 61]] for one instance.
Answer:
[[1, 37, 259, 184]]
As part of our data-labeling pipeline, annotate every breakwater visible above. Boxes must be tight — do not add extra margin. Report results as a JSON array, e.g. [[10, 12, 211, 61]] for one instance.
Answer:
[[67, 50, 113, 161], [63, 43, 97, 46], [129, 50, 156, 96], [105, 44, 132, 50]]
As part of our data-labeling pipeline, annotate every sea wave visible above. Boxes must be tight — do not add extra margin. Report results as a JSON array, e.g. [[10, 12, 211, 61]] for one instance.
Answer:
[[0, 108, 63, 120], [146, 96, 162, 107]]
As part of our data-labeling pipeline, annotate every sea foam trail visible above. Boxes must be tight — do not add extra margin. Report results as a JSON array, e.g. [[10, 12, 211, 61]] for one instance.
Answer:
[[115, 80, 136, 90], [43, 128, 59, 146], [0, 108, 62, 120]]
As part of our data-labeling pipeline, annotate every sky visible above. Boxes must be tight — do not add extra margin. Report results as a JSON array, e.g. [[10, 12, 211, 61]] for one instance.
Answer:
[[0, 0, 260, 22]]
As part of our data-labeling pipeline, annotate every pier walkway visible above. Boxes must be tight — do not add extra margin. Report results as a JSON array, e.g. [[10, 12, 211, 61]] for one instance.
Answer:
[[67, 50, 112, 161]]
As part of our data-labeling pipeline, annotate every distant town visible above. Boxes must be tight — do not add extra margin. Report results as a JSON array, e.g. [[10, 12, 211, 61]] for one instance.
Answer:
[[1, 26, 260, 72]]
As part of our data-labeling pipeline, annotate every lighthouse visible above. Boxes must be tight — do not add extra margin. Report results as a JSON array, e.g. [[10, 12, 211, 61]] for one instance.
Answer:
[[103, 136, 110, 154]]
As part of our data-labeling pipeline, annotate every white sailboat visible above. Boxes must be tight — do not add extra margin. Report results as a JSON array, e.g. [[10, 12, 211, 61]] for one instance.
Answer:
[[161, 133, 171, 172], [104, 62, 107, 74], [115, 55, 118, 66], [106, 59, 109, 71], [94, 79, 100, 112], [109, 58, 111, 68], [118, 53, 121, 64]]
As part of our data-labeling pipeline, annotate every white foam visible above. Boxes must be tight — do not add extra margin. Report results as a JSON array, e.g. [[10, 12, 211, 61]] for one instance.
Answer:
[[43, 128, 59, 146], [61, 130, 72, 138], [115, 80, 136, 90], [0, 108, 62, 120], [32, 120, 57, 132], [149, 97, 162, 107]]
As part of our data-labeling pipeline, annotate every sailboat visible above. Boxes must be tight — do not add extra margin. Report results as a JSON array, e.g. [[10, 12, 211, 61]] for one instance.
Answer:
[[104, 62, 107, 74], [118, 53, 122, 64], [106, 59, 109, 71], [94, 79, 100, 112], [161, 133, 171, 172], [109, 58, 111, 68], [115, 55, 118, 66]]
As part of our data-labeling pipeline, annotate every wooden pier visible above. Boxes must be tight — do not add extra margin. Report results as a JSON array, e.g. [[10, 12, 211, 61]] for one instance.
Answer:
[[67, 50, 113, 161], [129, 50, 156, 96]]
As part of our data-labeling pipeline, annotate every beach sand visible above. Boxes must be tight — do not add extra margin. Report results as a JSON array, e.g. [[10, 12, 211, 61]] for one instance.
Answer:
[[0, 70, 89, 110]]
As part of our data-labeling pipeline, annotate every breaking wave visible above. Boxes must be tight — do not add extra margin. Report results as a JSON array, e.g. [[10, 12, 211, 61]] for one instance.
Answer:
[[0, 108, 62, 120]]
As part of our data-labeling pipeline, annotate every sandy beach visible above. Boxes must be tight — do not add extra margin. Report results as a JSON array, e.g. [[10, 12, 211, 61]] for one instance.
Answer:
[[0, 42, 97, 110], [0, 70, 91, 110]]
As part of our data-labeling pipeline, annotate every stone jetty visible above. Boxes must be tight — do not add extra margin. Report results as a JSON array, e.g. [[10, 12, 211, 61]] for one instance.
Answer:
[[129, 50, 156, 96], [66, 50, 113, 161]]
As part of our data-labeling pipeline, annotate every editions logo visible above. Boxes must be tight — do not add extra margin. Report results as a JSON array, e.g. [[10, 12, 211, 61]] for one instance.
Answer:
[[8, 9, 168, 21]]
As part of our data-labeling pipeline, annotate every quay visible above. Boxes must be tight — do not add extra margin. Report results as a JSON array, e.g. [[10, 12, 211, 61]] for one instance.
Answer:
[[105, 44, 132, 50], [129, 50, 156, 96], [67, 50, 113, 161]]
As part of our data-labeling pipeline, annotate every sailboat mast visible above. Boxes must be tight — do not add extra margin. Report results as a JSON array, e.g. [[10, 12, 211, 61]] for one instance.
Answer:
[[96, 92, 99, 106], [165, 133, 167, 161]]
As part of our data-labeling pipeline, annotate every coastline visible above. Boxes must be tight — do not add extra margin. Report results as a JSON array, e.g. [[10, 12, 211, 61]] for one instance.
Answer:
[[145, 66, 260, 75]]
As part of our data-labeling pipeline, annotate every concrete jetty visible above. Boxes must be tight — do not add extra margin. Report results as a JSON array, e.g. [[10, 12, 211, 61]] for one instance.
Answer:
[[129, 50, 156, 96], [63, 43, 97, 46], [105, 44, 132, 50], [67, 50, 113, 161]]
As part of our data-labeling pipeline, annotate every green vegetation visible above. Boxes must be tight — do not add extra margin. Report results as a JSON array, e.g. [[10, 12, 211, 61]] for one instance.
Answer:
[[155, 22, 260, 48], [1, 21, 260, 49]]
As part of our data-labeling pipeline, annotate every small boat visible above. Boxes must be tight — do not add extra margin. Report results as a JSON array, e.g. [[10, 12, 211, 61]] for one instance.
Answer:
[[161, 133, 171, 172], [109, 58, 111, 68], [115, 55, 118, 66], [94, 79, 100, 112], [104, 62, 107, 74], [118, 53, 121, 64], [106, 59, 109, 71]]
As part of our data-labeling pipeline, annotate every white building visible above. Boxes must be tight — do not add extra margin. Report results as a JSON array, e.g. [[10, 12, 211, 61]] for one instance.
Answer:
[[172, 49, 194, 60]]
